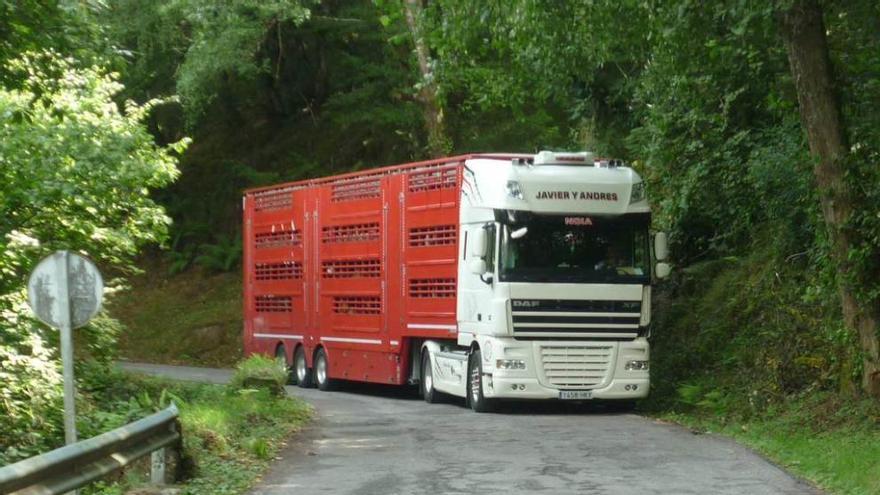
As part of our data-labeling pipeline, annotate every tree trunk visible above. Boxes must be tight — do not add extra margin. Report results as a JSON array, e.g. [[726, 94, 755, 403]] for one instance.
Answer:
[[780, 0, 880, 397], [402, 0, 451, 157]]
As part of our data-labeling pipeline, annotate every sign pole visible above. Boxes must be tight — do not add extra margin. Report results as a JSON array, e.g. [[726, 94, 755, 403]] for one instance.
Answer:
[[56, 250, 77, 445], [29, 249, 103, 466]]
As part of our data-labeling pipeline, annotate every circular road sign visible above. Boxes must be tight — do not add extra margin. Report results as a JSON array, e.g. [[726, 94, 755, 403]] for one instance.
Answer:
[[27, 251, 104, 329]]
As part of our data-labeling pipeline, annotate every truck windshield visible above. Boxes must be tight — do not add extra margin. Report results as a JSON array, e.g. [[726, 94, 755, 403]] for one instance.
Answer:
[[499, 213, 650, 284]]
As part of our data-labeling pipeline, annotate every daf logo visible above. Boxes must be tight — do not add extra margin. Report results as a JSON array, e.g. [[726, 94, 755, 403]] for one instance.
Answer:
[[512, 300, 541, 308]]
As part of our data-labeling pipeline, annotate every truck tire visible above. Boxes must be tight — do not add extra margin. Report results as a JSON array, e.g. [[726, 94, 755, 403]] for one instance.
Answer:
[[294, 346, 313, 388], [467, 349, 495, 413], [421, 351, 441, 404], [275, 344, 295, 385], [314, 348, 335, 391]]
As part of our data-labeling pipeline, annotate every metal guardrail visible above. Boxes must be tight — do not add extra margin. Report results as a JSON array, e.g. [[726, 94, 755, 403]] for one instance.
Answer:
[[0, 404, 181, 495]]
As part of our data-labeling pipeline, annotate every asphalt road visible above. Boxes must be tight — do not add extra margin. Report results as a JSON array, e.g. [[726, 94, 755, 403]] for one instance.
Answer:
[[121, 362, 822, 495]]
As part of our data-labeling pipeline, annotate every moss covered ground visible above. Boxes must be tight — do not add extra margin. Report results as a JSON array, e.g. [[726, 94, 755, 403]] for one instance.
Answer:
[[111, 261, 243, 367]]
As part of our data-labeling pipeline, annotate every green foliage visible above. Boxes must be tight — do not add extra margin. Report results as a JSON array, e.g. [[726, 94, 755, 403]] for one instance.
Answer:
[[73, 365, 310, 494], [0, 52, 184, 463], [647, 236, 857, 419], [176, 0, 309, 122], [230, 355, 289, 396], [111, 266, 243, 367], [107, 0, 310, 124], [662, 392, 880, 495], [102, 1, 427, 252], [0, 1, 108, 87], [0, 53, 185, 285], [194, 235, 243, 272]]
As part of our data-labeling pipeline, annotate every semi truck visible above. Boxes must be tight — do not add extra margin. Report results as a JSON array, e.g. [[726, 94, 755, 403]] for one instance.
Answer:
[[242, 151, 670, 412]]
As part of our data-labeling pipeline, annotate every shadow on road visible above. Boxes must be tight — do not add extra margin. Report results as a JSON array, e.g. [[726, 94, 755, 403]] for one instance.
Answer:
[[303, 379, 638, 416]]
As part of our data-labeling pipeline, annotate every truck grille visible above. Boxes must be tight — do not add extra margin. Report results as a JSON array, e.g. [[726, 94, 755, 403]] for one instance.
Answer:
[[539, 345, 614, 389], [511, 299, 641, 340]]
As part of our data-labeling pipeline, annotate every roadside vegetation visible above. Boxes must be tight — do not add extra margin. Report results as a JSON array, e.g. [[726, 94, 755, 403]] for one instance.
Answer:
[[661, 396, 880, 495], [82, 356, 310, 495], [644, 238, 880, 494], [111, 260, 242, 367]]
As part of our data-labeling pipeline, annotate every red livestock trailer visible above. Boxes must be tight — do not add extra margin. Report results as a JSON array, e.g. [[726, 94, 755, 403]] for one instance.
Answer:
[[243, 155, 473, 388]]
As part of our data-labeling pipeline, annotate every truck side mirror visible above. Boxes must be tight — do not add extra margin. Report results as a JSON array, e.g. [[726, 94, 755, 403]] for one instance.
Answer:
[[468, 259, 488, 275], [654, 232, 669, 261], [655, 262, 671, 279], [470, 228, 487, 258]]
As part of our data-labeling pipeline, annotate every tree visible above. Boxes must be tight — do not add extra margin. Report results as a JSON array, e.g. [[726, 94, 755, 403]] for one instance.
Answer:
[[0, 53, 185, 460], [402, 0, 451, 156], [780, 0, 880, 397]]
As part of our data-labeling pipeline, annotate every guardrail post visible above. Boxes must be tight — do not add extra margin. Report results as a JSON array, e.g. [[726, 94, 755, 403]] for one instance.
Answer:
[[151, 448, 166, 485], [0, 404, 180, 494]]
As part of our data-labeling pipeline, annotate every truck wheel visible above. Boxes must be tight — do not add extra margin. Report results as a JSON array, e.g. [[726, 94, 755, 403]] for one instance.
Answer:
[[467, 349, 494, 413], [275, 344, 295, 385], [314, 348, 335, 391], [294, 346, 313, 388], [421, 351, 441, 404]]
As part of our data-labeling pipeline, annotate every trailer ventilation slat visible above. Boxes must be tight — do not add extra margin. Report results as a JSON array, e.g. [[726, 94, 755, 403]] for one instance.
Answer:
[[255, 228, 302, 248], [253, 190, 292, 211], [409, 225, 457, 247], [333, 296, 381, 314], [322, 259, 381, 278], [322, 223, 380, 243], [408, 167, 458, 192], [331, 176, 382, 202], [255, 262, 302, 280], [409, 278, 456, 298], [255, 295, 292, 313]]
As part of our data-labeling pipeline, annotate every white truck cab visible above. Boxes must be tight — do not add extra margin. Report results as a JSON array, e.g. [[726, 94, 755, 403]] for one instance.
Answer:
[[422, 151, 670, 411]]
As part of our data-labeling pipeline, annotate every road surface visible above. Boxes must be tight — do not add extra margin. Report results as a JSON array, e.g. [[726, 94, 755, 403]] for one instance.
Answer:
[[120, 362, 821, 495]]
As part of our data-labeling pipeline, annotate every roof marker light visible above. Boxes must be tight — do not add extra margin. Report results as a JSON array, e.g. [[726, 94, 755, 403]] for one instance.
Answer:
[[630, 182, 646, 204], [506, 180, 524, 200], [534, 150, 595, 166]]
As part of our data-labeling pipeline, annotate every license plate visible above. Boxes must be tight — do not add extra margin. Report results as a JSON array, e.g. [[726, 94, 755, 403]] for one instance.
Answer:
[[559, 390, 593, 400]]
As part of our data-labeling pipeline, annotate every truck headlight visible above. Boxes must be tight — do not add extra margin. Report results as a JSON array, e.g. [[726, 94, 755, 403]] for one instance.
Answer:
[[496, 359, 526, 370], [625, 360, 649, 371], [630, 182, 646, 204]]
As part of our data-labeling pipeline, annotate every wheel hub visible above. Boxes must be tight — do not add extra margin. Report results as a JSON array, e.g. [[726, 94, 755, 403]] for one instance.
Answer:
[[317, 356, 327, 384], [296, 355, 307, 381], [470, 363, 481, 402], [424, 364, 433, 393]]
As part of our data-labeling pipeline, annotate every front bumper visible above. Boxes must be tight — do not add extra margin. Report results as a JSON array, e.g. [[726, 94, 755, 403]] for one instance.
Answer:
[[475, 336, 651, 401], [484, 375, 649, 400]]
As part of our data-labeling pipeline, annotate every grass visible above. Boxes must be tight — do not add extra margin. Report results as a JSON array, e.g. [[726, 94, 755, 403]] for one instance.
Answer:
[[176, 385, 310, 494], [229, 354, 289, 396], [80, 363, 311, 495], [657, 393, 880, 495], [110, 259, 243, 367]]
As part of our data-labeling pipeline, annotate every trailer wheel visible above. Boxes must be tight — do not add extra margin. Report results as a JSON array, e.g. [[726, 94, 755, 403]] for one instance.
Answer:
[[275, 344, 295, 385], [314, 348, 335, 391], [294, 346, 313, 388], [467, 349, 494, 413], [421, 351, 441, 404]]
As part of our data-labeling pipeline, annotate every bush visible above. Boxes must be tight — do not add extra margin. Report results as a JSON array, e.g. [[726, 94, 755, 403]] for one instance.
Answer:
[[229, 355, 288, 396], [0, 52, 184, 464], [646, 230, 854, 419]]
